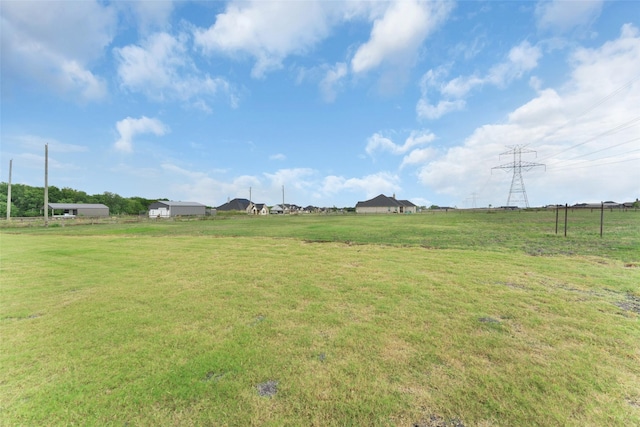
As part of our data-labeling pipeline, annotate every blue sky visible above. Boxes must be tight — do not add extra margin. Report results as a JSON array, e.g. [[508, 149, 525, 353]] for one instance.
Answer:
[[1, 0, 639, 208]]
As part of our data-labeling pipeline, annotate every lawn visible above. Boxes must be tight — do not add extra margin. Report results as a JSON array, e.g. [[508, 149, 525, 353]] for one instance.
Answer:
[[1, 210, 639, 426]]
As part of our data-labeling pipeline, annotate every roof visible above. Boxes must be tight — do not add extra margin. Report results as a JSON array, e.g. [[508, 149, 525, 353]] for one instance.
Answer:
[[216, 198, 251, 211], [48, 203, 108, 209], [154, 201, 206, 207], [356, 194, 409, 208]]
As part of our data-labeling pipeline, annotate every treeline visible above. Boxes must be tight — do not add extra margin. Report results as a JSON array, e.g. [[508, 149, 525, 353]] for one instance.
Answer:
[[0, 182, 159, 217]]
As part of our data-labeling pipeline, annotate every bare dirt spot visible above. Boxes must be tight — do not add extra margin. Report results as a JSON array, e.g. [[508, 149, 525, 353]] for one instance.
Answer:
[[256, 380, 278, 397], [615, 294, 640, 314], [202, 371, 226, 382], [414, 414, 466, 427]]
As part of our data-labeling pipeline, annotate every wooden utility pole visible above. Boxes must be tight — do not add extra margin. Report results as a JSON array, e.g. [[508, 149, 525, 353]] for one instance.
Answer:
[[6, 159, 12, 220], [44, 144, 49, 226]]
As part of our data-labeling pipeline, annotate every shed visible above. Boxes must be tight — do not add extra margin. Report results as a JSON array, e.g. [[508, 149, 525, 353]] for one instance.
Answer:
[[148, 201, 206, 218], [48, 203, 109, 217], [355, 194, 417, 214]]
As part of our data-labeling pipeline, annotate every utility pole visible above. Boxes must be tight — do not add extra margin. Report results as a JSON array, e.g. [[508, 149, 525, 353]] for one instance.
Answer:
[[492, 145, 545, 208], [282, 185, 285, 214], [44, 144, 49, 226], [6, 159, 12, 220]]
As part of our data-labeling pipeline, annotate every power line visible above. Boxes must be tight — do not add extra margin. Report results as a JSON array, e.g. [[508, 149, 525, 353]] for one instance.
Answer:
[[548, 137, 640, 166], [546, 156, 640, 171], [537, 116, 640, 162], [526, 73, 640, 150]]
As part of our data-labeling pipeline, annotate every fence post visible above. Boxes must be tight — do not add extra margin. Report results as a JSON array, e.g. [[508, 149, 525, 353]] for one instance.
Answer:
[[555, 205, 559, 235], [600, 201, 604, 237], [564, 203, 568, 237]]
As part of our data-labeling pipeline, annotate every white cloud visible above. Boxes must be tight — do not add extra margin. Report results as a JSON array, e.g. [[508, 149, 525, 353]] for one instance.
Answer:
[[11, 134, 88, 153], [160, 163, 262, 206], [401, 147, 437, 169], [366, 130, 436, 156], [320, 62, 348, 102], [535, 0, 603, 33], [115, 32, 235, 109], [415, 24, 640, 206], [194, 0, 337, 78], [269, 153, 286, 161], [264, 168, 316, 191], [1, 0, 116, 101], [417, 40, 542, 120], [321, 172, 401, 199], [351, 0, 453, 74], [114, 116, 169, 153], [126, 0, 175, 34], [416, 98, 466, 120]]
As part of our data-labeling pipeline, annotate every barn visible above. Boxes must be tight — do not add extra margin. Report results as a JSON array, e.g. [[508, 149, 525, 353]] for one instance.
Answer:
[[48, 203, 109, 217], [148, 201, 206, 218]]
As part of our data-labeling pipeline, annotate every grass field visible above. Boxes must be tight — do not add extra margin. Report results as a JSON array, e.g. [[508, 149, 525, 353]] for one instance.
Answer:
[[1, 210, 639, 426]]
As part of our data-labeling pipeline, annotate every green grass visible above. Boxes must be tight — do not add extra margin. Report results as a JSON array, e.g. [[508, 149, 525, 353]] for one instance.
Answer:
[[1, 211, 639, 425]]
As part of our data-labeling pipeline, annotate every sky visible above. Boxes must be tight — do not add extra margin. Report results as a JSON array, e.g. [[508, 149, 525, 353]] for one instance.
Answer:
[[1, 0, 639, 209]]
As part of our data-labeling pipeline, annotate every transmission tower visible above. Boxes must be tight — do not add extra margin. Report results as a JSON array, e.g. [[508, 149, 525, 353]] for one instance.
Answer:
[[492, 145, 545, 208]]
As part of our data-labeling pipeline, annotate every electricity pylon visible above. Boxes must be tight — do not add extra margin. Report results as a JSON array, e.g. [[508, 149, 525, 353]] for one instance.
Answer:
[[492, 145, 545, 208]]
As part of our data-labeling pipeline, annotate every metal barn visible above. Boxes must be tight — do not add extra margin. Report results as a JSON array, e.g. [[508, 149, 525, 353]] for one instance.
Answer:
[[48, 203, 109, 217], [148, 201, 206, 218]]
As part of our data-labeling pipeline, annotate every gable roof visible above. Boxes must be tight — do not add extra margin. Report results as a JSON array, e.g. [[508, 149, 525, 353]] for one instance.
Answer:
[[355, 194, 417, 209], [216, 198, 251, 211], [48, 203, 108, 209], [153, 201, 205, 207], [355, 194, 402, 208]]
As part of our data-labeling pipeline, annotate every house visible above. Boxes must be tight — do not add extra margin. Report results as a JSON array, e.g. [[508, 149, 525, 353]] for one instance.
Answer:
[[216, 198, 251, 211], [248, 202, 269, 215], [270, 203, 301, 214], [48, 203, 109, 217], [148, 201, 206, 218], [355, 194, 417, 214]]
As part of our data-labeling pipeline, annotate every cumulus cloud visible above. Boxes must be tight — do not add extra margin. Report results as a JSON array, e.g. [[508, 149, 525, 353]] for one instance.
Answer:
[[193, 0, 452, 94], [415, 24, 640, 206], [321, 172, 401, 199], [351, 0, 453, 74], [366, 130, 435, 156], [1, 0, 115, 101], [159, 163, 262, 206], [194, 0, 337, 78], [400, 147, 437, 169], [114, 116, 169, 153], [125, 0, 175, 34], [417, 40, 542, 120], [269, 153, 286, 161], [535, 0, 603, 33], [115, 32, 234, 110]]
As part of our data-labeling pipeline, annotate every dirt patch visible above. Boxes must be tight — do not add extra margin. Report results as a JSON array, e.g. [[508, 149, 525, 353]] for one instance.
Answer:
[[615, 294, 640, 314], [256, 380, 278, 397], [202, 371, 226, 382], [478, 317, 500, 324], [414, 414, 466, 427]]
